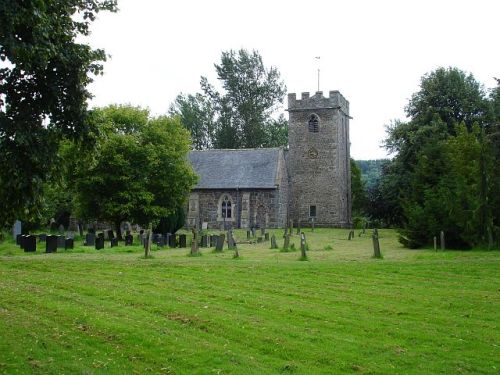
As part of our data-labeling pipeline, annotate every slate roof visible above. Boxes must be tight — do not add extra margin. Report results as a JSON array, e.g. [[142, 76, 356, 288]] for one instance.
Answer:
[[188, 148, 281, 189]]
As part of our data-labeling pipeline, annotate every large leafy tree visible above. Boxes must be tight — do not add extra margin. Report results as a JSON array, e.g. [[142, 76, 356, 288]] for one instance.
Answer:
[[172, 49, 288, 149], [382, 67, 498, 248], [0, 0, 117, 228], [75, 105, 198, 240]]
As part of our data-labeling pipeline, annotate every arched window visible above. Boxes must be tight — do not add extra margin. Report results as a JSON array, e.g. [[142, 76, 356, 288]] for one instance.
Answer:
[[221, 194, 232, 219], [308, 114, 319, 132]]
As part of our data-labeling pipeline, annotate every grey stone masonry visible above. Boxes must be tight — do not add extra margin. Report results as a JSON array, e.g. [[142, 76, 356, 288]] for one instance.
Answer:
[[287, 91, 351, 227]]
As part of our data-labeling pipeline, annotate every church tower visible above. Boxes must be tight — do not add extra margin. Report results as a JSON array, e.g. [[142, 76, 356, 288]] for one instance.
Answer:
[[287, 91, 351, 227]]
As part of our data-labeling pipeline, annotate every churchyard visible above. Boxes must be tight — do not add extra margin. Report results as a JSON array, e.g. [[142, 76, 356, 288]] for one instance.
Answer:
[[0, 228, 498, 374]]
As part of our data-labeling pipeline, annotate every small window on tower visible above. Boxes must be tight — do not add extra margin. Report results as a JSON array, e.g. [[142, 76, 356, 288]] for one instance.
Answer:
[[308, 114, 319, 132], [309, 205, 317, 217]]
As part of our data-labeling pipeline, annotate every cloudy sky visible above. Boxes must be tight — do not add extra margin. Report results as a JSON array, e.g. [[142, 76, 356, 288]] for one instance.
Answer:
[[84, 0, 499, 159]]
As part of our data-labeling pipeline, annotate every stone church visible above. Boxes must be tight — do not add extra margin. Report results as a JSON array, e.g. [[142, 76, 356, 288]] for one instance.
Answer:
[[186, 90, 351, 229]]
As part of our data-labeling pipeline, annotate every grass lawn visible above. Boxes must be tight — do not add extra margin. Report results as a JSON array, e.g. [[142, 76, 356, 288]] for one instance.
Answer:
[[0, 229, 498, 374]]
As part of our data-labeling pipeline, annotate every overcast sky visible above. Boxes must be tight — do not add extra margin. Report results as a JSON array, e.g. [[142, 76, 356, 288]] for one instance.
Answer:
[[84, 0, 500, 160]]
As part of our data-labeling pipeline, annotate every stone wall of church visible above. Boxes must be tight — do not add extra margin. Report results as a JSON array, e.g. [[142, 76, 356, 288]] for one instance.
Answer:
[[186, 187, 286, 230]]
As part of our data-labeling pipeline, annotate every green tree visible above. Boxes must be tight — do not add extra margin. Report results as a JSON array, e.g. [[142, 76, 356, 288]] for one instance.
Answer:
[[169, 93, 215, 150], [350, 159, 366, 216], [200, 49, 287, 148], [0, 0, 117, 228], [75, 106, 197, 244]]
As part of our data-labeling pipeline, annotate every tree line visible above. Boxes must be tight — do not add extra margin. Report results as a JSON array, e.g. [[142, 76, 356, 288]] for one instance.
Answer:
[[353, 68, 499, 249]]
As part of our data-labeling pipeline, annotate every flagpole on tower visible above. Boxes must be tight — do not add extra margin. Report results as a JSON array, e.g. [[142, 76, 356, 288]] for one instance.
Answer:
[[315, 56, 320, 92]]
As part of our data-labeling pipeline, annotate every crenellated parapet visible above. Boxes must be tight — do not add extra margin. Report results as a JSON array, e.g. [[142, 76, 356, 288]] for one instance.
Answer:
[[288, 90, 349, 116]]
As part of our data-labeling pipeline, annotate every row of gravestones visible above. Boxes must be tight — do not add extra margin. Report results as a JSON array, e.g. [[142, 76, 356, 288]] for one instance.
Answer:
[[17, 234, 74, 253]]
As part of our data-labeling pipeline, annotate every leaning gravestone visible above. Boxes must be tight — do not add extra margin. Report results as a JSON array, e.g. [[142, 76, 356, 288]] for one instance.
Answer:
[[24, 235, 37, 252], [95, 237, 104, 250], [85, 233, 95, 246], [270, 234, 278, 249], [12, 220, 22, 241], [46, 235, 58, 253]]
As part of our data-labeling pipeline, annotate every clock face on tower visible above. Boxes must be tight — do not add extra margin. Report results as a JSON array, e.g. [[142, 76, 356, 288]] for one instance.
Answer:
[[307, 147, 318, 159]]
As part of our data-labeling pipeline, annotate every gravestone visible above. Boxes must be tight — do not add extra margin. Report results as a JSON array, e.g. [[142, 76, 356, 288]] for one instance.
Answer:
[[300, 232, 307, 258], [107, 230, 115, 240], [270, 234, 278, 249], [125, 234, 133, 246], [46, 235, 58, 253], [85, 233, 95, 246], [57, 235, 66, 249], [58, 224, 65, 234], [24, 235, 37, 252], [178, 234, 186, 248], [440, 231, 445, 250], [12, 220, 22, 240], [110, 238, 118, 247], [227, 231, 237, 250], [264, 233, 269, 241], [65, 238, 74, 250], [202, 222, 208, 230], [95, 237, 104, 250], [210, 235, 217, 247], [372, 232, 382, 258], [311, 218, 315, 232], [38, 233, 47, 242], [190, 229, 199, 255], [165, 233, 171, 247], [201, 235, 208, 248], [215, 234, 225, 252]]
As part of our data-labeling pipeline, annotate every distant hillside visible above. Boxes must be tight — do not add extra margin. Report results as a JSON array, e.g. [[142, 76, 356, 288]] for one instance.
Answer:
[[355, 159, 390, 189]]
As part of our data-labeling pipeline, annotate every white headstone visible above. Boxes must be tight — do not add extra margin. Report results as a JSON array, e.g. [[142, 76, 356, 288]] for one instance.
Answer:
[[13, 220, 22, 239]]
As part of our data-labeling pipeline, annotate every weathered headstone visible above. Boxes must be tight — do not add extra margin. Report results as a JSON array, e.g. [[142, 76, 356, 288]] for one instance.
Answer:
[[202, 222, 208, 230], [190, 229, 199, 255], [24, 235, 37, 252], [440, 231, 445, 251], [125, 234, 133, 246], [178, 234, 186, 248], [300, 232, 307, 258], [372, 232, 382, 258], [433, 236, 437, 251], [95, 237, 104, 250], [215, 234, 225, 252], [201, 235, 208, 248], [46, 235, 58, 253], [270, 234, 278, 249], [12, 220, 22, 240], [85, 233, 95, 246], [57, 235, 66, 249], [65, 238, 74, 250]]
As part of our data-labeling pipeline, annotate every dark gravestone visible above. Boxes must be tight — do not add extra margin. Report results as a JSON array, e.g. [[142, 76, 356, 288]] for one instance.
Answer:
[[85, 233, 95, 246], [95, 237, 104, 250], [170, 234, 178, 248], [178, 234, 186, 248], [215, 234, 225, 252], [265, 233, 270, 241], [46, 235, 58, 253], [125, 234, 133, 246], [201, 235, 208, 248], [57, 235, 66, 249], [38, 233, 47, 242], [24, 235, 37, 252], [19, 235, 27, 249], [271, 234, 278, 249], [65, 238, 74, 250], [110, 238, 118, 248]]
